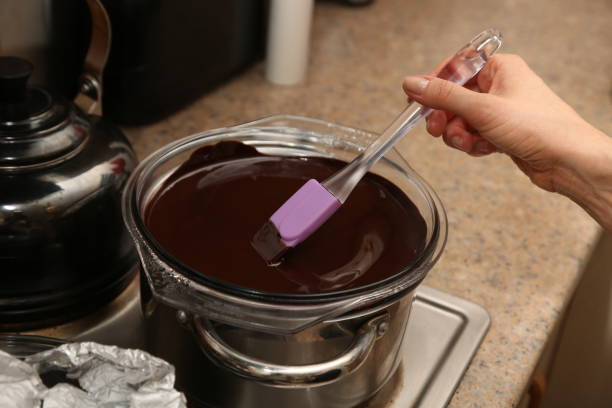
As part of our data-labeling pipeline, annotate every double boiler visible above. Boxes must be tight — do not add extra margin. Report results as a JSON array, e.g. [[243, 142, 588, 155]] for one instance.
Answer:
[[123, 115, 447, 407]]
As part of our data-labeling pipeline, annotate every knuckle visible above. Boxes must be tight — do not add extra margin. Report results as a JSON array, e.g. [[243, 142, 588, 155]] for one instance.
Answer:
[[493, 54, 529, 72], [506, 54, 528, 68]]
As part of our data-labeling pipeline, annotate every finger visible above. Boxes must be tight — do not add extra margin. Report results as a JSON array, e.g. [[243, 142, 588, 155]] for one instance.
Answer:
[[430, 57, 483, 94], [428, 57, 482, 98], [473, 54, 530, 93], [467, 137, 498, 156], [465, 81, 480, 92], [440, 117, 498, 156], [427, 56, 453, 77], [426, 110, 447, 137], [442, 117, 479, 152], [403, 75, 494, 130], [464, 75, 480, 90]]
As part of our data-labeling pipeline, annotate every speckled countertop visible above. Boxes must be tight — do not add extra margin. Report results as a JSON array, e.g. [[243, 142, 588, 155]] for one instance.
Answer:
[[123, 0, 611, 406]]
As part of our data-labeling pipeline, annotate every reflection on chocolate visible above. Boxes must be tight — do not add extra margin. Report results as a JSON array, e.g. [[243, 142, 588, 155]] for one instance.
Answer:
[[144, 142, 427, 294]]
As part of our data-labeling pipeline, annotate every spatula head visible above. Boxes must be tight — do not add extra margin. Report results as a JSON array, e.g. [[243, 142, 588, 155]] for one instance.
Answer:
[[251, 179, 341, 264]]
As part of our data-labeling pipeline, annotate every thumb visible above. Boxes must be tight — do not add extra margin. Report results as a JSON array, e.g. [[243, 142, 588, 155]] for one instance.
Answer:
[[403, 76, 493, 128]]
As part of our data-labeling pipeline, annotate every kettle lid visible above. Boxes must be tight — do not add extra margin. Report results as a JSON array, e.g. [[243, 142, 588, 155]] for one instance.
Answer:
[[0, 56, 87, 170]]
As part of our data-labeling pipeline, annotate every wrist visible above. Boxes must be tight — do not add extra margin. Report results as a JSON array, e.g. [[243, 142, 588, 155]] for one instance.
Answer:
[[557, 125, 612, 230]]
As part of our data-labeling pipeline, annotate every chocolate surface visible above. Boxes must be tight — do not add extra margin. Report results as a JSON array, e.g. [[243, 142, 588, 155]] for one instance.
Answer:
[[144, 142, 427, 294]]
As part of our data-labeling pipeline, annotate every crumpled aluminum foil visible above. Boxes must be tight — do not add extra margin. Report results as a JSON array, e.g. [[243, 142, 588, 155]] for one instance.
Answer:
[[0, 342, 186, 408]]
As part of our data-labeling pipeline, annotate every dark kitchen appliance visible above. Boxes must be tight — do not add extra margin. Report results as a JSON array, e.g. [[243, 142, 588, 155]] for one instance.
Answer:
[[0, 0, 268, 126], [0, 0, 137, 330], [101, 0, 268, 125]]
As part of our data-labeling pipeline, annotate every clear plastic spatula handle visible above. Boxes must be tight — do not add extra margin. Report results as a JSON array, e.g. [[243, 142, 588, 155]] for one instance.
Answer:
[[323, 29, 503, 203]]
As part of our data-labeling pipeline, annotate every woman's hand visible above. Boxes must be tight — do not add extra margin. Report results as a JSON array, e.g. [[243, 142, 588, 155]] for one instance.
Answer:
[[402, 54, 612, 230]]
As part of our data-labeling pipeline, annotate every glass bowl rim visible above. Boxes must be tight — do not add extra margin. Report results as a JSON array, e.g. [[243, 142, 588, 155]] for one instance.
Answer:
[[125, 117, 447, 304]]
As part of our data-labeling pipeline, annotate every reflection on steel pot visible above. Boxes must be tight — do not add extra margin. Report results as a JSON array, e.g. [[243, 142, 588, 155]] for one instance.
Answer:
[[194, 313, 391, 388], [122, 115, 447, 407]]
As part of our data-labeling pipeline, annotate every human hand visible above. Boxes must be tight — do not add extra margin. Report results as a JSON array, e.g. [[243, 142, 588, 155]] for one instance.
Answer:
[[402, 54, 612, 230]]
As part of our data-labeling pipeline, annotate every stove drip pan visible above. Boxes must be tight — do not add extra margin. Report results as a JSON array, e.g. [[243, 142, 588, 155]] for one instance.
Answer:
[[18, 273, 144, 350], [364, 285, 490, 408]]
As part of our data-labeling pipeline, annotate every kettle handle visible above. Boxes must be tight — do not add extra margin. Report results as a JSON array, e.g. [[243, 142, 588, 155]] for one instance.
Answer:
[[74, 0, 111, 116], [192, 313, 389, 388]]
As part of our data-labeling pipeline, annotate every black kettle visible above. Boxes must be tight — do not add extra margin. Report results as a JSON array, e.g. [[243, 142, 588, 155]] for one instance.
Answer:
[[0, 0, 137, 330]]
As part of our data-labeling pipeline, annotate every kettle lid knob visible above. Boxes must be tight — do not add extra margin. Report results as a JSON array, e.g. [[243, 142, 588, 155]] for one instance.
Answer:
[[0, 56, 53, 122], [0, 57, 85, 170], [0, 56, 33, 104]]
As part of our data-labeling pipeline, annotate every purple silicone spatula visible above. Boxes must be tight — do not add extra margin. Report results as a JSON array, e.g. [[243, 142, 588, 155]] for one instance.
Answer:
[[252, 29, 503, 264]]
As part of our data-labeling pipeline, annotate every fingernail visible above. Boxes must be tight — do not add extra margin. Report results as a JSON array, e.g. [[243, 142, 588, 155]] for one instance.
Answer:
[[403, 76, 430, 95], [451, 136, 464, 150]]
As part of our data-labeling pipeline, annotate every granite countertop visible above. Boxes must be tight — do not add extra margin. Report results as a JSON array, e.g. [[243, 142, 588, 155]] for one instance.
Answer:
[[123, 0, 611, 406]]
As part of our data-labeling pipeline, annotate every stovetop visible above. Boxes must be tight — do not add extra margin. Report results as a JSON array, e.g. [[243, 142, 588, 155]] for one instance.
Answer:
[[22, 279, 489, 408], [365, 285, 490, 408]]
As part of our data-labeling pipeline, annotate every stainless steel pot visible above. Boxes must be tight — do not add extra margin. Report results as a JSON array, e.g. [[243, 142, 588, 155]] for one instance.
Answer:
[[123, 115, 447, 407]]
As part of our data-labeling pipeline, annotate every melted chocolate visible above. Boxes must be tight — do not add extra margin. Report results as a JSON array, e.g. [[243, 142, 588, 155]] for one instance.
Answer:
[[145, 142, 427, 294]]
